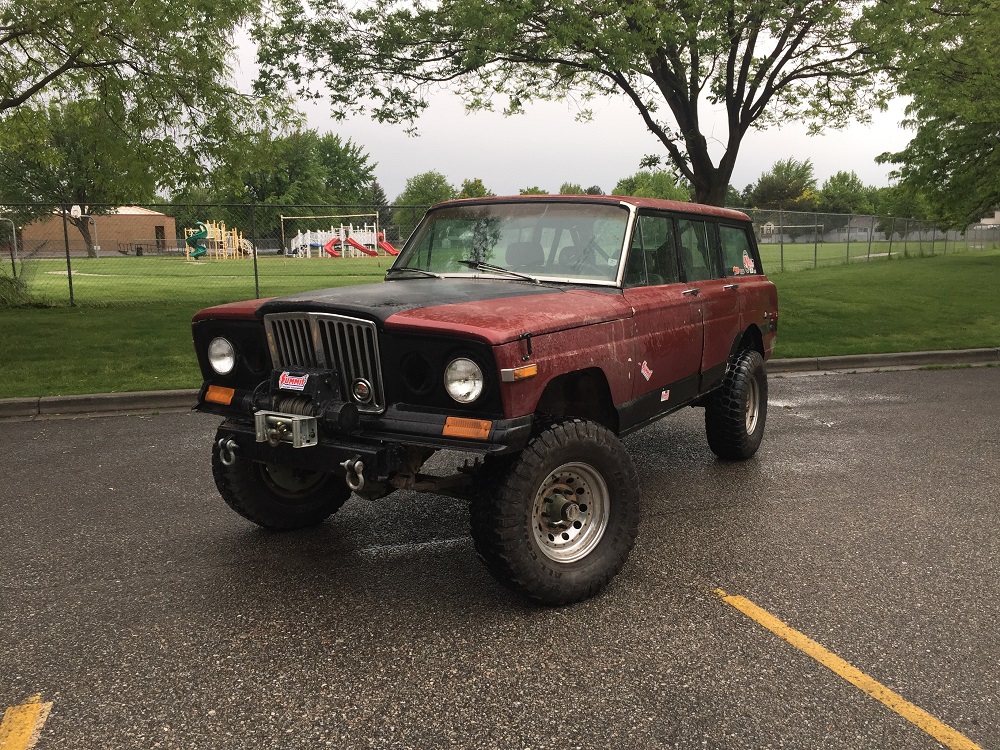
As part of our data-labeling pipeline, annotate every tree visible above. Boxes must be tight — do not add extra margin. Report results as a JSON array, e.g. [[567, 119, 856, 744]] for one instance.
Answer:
[[816, 170, 874, 233], [316, 134, 379, 205], [369, 180, 392, 230], [0, 96, 174, 255], [745, 158, 819, 212], [612, 171, 689, 201], [392, 171, 456, 235], [225, 130, 375, 206], [519, 186, 547, 195], [256, 0, 890, 206], [724, 185, 744, 208], [394, 171, 456, 206], [1, 0, 262, 119], [559, 182, 585, 195], [869, 184, 930, 239], [818, 171, 873, 217], [171, 128, 377, 241], [458, 178, 494, 198], [865, 1, 1000, 227]]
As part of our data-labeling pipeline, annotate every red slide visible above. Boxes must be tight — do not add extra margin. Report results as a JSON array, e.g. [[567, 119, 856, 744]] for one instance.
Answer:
[[323, 237, 341, 257], [346, 237, 378, 257], [378, 240, 400, 256]]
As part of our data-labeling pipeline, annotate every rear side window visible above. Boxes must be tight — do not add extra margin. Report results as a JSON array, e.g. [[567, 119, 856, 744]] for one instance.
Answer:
[[624, 214, 680, 287], [677, 219, 715, 281], [719, 225, 758, 277]]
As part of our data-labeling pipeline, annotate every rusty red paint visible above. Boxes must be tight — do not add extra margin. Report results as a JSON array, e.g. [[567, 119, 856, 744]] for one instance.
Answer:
[[383, 289, 633, 345], [192, 298, 274, 322]]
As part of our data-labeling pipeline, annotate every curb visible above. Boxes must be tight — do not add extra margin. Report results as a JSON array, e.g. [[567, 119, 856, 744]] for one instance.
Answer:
[[768, 347, 1000, 373], [1, 349, 997, 421], [0, 389, 199, 421]]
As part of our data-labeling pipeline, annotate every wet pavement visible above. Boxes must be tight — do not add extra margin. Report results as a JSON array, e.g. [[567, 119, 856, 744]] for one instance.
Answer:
[[1, 367, 997, 749]]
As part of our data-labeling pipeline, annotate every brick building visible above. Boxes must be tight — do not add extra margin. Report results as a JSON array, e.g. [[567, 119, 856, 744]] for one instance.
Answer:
[[20, 206, 178, 258]]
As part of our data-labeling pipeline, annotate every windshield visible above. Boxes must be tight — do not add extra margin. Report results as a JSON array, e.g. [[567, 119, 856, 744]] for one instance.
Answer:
[[392, 201, 630, 284]]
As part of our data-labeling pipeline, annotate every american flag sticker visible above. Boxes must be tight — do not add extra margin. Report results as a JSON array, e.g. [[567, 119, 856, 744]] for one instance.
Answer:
[[640, 361, 653, 381], [660, 389, 670, 402]]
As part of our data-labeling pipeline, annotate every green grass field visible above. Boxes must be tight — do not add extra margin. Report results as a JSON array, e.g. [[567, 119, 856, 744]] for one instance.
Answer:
[[2, 249, 999, 398], [17, 254, 388, 306], [757, 236, 982, 272]]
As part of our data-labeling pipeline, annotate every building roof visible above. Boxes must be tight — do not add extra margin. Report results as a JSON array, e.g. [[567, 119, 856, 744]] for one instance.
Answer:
[[114, 206, 171, 216]]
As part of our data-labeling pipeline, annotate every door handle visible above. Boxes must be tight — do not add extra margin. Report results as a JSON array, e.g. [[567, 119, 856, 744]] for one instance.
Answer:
[[723, 283, 739, 290], [682, 288, 700, 296]]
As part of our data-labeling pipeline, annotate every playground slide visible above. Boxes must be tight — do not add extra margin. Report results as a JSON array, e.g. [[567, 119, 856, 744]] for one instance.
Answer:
[[346, 237, 378, 257], [185, 222, 209, 259], [323, 237, 342, 257], [378, 240, 400, 256]]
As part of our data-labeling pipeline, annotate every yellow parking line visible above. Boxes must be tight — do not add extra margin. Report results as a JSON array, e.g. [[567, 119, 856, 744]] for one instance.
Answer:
[[715, 589, 982, 750], [0, 694, 52, 750]]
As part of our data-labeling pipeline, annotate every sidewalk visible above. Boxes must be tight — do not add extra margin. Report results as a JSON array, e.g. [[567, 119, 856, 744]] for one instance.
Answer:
[[1, 348, 997, 421]]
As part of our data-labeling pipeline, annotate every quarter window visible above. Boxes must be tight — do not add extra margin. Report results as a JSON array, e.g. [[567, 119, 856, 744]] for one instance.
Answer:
[[719, 225, 758, 277]]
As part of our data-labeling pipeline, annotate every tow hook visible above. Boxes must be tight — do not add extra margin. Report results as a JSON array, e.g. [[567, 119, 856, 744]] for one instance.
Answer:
[[340, 456, 366, 492], [217, 437, 238, 466]]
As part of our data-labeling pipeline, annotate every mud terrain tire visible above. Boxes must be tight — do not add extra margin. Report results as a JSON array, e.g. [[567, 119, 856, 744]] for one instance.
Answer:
[[470, 419, 640, 605], [705, 349, 768, 460]]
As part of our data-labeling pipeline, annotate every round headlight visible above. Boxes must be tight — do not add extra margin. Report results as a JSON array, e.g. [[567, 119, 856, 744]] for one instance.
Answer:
[[443, 357, 484, 403], [207, 337, 236, 375]]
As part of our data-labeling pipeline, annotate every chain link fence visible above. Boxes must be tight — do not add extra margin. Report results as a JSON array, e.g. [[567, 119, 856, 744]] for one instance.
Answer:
[[739, 208, 1000, 272], [2, 202, 998, 308]]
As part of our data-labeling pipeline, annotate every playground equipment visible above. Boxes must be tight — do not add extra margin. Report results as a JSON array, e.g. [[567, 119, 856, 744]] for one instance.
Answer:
[[378, 234, 400, 255], [287, 221, 389, 258], [184, 220, 254, 260], [281, 213, 398, 258], [185, 222, 208, 259]]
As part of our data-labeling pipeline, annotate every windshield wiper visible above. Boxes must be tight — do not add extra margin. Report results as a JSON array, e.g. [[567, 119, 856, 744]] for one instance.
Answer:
[[456, 260, 540, 284], [385, 266, 441, 279]]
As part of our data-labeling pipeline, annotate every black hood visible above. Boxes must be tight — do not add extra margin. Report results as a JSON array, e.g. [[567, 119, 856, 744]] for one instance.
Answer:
[[256, 278, 575, 324]]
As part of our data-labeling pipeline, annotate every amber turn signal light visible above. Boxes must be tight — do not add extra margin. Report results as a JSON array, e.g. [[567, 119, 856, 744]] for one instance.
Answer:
[[442, 416, 492, 440], [500, 364, 538, 382], [205, 385, 235, 405]]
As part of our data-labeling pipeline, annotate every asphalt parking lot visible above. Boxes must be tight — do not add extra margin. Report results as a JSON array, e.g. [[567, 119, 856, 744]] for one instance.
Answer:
[[1, 367, 997, 749]]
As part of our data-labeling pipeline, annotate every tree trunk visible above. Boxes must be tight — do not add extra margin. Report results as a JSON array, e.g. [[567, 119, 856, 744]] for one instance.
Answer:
[[70, 217, 96, 258]]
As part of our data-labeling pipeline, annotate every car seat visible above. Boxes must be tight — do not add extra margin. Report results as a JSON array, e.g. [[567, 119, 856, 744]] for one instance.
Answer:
[[505, 241, 544, 268]]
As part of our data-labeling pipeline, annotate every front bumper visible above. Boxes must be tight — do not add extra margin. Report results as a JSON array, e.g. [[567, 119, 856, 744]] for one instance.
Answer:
[[204, 402, 534, 481]]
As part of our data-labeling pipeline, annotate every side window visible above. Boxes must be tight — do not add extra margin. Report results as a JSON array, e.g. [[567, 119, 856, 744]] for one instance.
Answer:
[[677, 219, 715, 282], [719, 225, 758, 277], [624, 214, 679, 287]]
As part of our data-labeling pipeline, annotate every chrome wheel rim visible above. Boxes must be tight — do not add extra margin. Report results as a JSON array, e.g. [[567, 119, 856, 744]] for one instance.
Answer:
[[745, 377, 760, 435], [531, 462, 610, 563]]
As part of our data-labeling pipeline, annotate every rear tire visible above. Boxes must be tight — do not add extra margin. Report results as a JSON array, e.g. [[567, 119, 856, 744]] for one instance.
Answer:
[[212, 439, 351, 530], [705, 349, 768, 460], [470, 419, 640, 605]]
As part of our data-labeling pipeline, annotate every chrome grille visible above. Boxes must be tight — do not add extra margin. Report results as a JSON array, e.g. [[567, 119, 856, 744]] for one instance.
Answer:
[[264, 312, 385, 412]]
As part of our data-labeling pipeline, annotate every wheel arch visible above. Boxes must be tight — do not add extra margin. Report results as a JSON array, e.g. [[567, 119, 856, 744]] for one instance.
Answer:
[[729, 324, 765, 363], [533, 367, 619, 434]]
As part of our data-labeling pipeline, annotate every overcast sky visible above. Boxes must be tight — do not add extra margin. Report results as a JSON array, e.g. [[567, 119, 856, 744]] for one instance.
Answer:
[[235, 37, 912, 202]]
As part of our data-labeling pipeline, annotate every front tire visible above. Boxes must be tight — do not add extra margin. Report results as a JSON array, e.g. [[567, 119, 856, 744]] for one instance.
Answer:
[[705, 349, 768, 460], [212, 439, 351, 530], [470, 419, 640, 605]]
